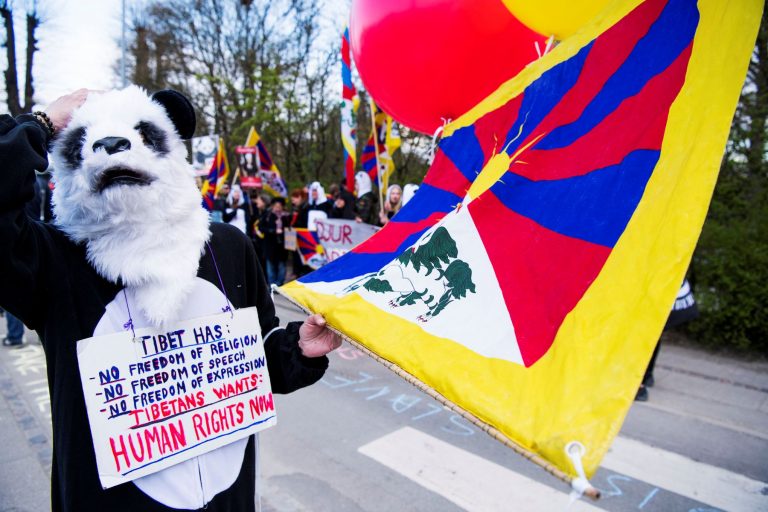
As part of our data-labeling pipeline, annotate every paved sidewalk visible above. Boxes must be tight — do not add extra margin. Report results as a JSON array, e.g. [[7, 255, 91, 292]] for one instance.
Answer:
[[622, 334, 768, 484], [1, 313, 766, 510], [644, 338, 768, 442], [0, 323, 51, 512]]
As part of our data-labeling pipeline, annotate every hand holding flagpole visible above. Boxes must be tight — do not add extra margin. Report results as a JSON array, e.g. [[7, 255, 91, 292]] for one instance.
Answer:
[[299, 314, 342, 357]]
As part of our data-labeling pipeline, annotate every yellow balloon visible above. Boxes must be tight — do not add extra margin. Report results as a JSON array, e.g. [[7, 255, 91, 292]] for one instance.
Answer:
[[501, 0, 612, 40]]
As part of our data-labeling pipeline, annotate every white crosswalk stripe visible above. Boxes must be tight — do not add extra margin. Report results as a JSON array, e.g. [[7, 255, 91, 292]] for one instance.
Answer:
[[603, 436, 768, 512], [359, 426, 603, 512], [360, 426, 768, 512]]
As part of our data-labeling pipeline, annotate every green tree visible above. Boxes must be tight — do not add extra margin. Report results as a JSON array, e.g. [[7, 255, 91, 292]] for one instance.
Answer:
[[124, 2, 431, 191], [125, 0, 340, 186], [688, 9, 768, 353]]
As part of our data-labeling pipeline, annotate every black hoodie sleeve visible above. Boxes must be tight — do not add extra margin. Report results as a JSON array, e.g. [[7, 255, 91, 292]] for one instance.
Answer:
[[241, 229, 328, 393], [0, 114, 54, 329]]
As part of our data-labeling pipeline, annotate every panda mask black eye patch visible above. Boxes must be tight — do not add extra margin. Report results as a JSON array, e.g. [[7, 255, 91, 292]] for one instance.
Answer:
[[60, 126, 87, 169], [135, 121, 169, 155]]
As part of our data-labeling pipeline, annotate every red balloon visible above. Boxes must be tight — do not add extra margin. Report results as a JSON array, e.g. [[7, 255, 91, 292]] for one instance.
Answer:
[[350, 0, 546, 134]]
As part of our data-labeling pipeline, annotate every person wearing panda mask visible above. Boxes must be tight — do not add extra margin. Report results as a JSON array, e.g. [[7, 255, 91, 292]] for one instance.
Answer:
[[0, 87, 341, 512]]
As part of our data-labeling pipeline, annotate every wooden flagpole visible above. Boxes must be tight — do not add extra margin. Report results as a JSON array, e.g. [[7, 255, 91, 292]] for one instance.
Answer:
[[368, 97, 385, 216], [275, 288, 601, 501]]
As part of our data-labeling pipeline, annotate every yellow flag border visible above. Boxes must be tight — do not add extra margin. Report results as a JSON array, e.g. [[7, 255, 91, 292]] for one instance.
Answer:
[[277, 286, 602, 497]]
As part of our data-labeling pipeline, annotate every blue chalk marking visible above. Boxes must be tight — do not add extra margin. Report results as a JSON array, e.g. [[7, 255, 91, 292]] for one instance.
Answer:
[[638, 488, 660, 509]]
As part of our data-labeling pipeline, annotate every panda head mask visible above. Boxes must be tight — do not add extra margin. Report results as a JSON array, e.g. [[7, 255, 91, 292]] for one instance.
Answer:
[[50, 86, 211, 327]]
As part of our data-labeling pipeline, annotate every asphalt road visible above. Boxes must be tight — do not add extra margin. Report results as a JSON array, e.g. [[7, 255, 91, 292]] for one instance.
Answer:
[[256, 298, 768, 512], [1, 297, 766, 511]]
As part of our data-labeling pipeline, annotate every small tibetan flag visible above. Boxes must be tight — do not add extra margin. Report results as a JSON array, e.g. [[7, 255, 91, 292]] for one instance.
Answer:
[[362, 100, 401, 189], [341, 24, 360, 193], [201, 138, 229, 211], [244, 127, 288, 198], [295, 228, 327, 270]]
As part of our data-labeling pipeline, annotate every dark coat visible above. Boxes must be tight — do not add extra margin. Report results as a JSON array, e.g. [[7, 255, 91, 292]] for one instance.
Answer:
[[0, 114, 327, 512], [355, 191, 378, 225], [263, 210, 288, 264]]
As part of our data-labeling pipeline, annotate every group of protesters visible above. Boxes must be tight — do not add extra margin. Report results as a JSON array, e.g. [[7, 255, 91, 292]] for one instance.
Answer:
[[208, 170, 419, 287]]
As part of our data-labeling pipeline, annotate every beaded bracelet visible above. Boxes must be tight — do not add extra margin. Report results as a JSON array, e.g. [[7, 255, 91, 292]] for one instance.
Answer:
[[33, 110, 55, 137]]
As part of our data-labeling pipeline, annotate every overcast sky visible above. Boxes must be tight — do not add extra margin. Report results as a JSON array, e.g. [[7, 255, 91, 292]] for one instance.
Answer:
[[1, 0, 350, 112]]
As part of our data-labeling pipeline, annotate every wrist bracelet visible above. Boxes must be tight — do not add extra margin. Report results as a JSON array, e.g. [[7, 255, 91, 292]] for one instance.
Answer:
[[33, 111, 55, 137]]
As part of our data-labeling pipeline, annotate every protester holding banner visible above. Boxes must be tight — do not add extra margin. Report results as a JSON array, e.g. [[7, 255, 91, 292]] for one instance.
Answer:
[[210, 182, 230, 223], [288, 188, 311, 278], [264, 197, 289, 286], [379, 184, 402, 226], [249, 193, 270, 269], [307, 181, 332, 216], [328, 182, 356, 220], [223, 184, 250, 234], [354, 171, 378, 224], [289, 188, 309, 228]]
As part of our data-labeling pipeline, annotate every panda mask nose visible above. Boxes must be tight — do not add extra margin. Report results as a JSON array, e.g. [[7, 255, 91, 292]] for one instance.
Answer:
[[92, 137, 131, 155]]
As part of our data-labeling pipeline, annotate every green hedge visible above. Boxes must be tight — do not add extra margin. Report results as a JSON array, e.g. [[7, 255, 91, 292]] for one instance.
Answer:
[[687, 165, 768, 354]]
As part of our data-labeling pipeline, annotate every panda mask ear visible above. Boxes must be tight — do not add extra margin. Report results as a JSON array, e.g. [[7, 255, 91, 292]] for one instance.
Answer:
[[151, 89, 196, 140]]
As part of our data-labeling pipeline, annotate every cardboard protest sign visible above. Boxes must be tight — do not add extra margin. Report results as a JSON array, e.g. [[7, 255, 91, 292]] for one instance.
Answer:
[[284, 228, 297, 251], [315, 218, 379, 263], [77, 307, 276, 489], [235, 146, 264, 189], [191, 135, 218, 176], [235, 146, 259, 177]]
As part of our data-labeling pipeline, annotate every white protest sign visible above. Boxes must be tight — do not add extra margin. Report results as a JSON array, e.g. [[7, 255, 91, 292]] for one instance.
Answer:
[[77, 307, 276, 489], [307, 210, 328, 231], [315, 218, 379, 262], [191, 135, 218, 175], [284, 228, 297, 251]]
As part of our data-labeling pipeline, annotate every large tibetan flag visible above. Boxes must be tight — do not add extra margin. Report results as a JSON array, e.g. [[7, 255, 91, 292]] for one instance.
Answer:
[[280, 0, 762, 480], [341, 25, 360, 193], [244, 127, 288, 198], [201, 138, 229, 211]]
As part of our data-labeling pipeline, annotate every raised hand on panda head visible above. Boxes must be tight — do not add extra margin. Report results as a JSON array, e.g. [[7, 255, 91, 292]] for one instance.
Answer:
[[44, 88, 94, 134], [298, 314, 342, 358]]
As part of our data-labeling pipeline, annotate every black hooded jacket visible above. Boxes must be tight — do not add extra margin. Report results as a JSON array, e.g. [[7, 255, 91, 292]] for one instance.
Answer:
[[0, 114, 327, 512]]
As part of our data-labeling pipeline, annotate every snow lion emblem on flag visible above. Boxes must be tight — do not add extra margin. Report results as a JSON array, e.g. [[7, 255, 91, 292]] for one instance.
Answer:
[[345, 226, 477, 322]]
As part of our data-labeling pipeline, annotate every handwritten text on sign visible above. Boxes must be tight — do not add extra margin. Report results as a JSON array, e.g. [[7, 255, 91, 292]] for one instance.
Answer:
[[77, 307, 276, 489], [315, 218, 379, 262]]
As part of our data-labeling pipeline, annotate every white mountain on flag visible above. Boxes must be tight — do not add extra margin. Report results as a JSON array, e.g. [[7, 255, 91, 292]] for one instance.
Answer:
[[313, 206, 525, 365]]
